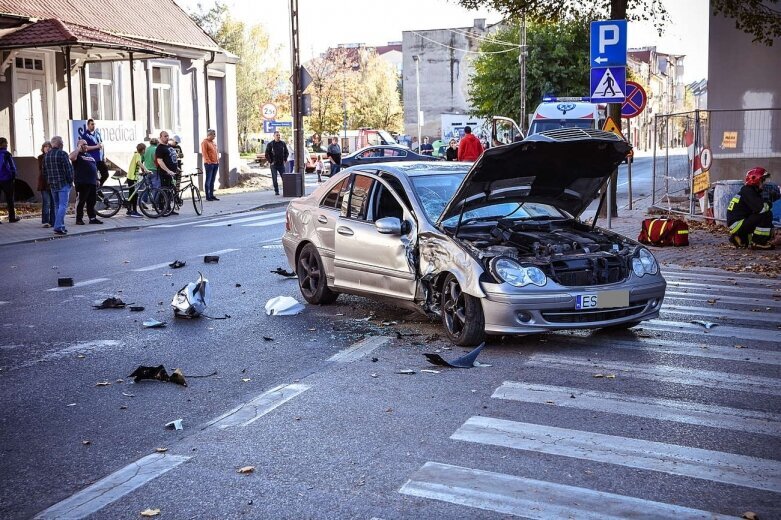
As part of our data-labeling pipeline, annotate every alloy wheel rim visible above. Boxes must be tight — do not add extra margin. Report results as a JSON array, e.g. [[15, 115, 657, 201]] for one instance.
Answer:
[[299, 251, 321, 297], [443, 279, 465, 336]]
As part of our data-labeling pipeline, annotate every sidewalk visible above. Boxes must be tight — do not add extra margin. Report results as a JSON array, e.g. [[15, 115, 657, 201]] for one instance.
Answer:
[[0, 187, 303, 246]]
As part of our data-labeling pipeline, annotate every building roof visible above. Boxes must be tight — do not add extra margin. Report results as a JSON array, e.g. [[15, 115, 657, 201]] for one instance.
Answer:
[[0, 18, 169, 57], [376, 43, 401, 55], [0, 0, 218, 51]]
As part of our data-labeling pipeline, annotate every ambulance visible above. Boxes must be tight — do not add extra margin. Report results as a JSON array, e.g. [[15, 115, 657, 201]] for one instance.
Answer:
[[528, 97, 606, 135]]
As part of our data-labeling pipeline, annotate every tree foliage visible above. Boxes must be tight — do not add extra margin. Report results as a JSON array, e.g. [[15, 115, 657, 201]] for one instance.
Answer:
[[711, 0, 781, 46], [189, 2, 286, 150], [468, 20, 590, 120], [305, 48, 403, 136]]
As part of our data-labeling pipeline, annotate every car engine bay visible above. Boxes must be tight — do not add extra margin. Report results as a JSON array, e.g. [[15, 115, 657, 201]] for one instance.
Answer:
[[461, 218, 638, 286]]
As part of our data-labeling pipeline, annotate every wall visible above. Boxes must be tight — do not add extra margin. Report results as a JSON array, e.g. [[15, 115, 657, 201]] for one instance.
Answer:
[[707, 10, 781, 182]]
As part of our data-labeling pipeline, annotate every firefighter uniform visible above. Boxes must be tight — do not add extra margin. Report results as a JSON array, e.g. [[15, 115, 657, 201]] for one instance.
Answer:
[[726, 184, 773, 247]]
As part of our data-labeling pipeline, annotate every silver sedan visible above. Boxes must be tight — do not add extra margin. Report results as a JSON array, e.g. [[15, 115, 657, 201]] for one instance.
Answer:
[[282, 129, 666, 345]]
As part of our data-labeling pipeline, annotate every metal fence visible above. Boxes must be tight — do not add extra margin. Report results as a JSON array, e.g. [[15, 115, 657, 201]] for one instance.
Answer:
[[651, 108, 781, 217]]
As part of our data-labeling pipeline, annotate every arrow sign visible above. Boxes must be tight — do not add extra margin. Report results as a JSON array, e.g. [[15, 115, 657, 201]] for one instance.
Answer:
[[621, 81, 647, 118], [590, 20, 627, 67], [594, 57, 607, 64]]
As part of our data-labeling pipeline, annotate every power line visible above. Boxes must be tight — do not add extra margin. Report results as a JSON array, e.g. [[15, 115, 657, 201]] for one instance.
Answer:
[[447, 27, 518, 48], [410, 31, 519, 55]]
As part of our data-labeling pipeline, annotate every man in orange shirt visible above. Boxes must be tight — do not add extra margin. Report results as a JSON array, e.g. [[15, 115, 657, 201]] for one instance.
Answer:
[[457, 126, 484, 162], [201, 129, 219, 201]]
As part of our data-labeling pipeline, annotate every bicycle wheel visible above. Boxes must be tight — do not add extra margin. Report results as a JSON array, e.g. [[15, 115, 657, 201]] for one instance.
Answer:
[[95, 186, 122, 218], [191, 186, 203, 215], [138, 188, 168, 218], [160, 188, 176, 216]]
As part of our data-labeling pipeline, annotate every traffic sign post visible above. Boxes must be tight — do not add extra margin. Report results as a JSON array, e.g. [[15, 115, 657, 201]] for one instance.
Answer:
[[263, 120, 293, 133], [621, 81, 647, 119], [261, 103, 277, 121], [590, 20, 627, 66], [590, 66, 626, 103]]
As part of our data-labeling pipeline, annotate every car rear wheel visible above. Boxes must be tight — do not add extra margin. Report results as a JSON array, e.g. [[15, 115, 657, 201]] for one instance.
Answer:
[[297, 244, 338, 305], [441, 273, 485, 346]]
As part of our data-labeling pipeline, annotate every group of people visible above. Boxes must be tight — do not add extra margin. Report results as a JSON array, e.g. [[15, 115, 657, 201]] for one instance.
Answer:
[[1, 120, 222, 234], [414, 126, 485, 162], [264, 132, 342, 194]]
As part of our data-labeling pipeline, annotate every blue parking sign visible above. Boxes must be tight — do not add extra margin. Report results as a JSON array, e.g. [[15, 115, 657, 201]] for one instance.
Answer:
[[590, 20, 627, 67]]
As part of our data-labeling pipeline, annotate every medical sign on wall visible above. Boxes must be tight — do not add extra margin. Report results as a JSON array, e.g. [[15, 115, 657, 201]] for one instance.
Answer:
[[69, 120, 143, 153]]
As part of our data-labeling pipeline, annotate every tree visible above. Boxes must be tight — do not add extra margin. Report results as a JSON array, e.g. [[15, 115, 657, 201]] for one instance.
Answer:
[[469, 20, 590, 121], [189, 3, 286, 152], [711, 0, 781, 46], [351, 54, 404, 132]]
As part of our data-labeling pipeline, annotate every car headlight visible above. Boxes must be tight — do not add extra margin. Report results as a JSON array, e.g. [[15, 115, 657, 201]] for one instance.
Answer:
[[491, 257, 547, 287], [633, 248, 659, 277]]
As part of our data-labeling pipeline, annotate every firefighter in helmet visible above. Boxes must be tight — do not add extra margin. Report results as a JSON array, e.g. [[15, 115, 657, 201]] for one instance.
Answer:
[[726, 167, 774, 249]]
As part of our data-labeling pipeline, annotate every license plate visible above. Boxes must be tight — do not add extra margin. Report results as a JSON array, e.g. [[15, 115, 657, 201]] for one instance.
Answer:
[[575, 290, 629, 310]]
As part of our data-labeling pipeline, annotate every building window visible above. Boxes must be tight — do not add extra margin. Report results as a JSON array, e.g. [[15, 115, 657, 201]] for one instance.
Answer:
[[87, 62, 114, 120], [152, 66, 174, 130], [15, 57, 43, 70]]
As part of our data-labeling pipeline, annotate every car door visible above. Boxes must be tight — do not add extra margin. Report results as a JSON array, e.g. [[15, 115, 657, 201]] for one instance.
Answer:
[[383, 148, 407, 161], [333, 172, 417, 300], [314, 177, 350, 281]]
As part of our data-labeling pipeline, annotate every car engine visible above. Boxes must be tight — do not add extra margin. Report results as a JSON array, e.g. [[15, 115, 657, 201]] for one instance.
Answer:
[[464, 219, 637, 286]]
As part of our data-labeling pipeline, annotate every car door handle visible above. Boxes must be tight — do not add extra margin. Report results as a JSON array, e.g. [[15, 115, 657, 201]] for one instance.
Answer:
[[337, 226, 354, 236], [317, 215, 328, 224]]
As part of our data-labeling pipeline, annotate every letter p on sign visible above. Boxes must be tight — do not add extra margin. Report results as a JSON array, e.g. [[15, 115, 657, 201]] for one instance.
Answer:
[[599, 25, 619, 53]]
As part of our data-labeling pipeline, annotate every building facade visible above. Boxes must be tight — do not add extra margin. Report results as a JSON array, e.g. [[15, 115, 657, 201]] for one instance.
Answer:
[[0, 0, 239, 198]]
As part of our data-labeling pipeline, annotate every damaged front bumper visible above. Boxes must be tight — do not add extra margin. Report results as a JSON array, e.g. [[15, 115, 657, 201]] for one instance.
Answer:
[[480, 276, 666, 334]]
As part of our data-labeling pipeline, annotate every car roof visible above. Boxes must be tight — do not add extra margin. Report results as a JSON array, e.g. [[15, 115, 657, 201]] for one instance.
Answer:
[[366, 161, 471, 177]]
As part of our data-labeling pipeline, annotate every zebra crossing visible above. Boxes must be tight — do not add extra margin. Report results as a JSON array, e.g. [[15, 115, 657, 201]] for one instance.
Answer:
[[400, 266, 781, 518], [150, 209, 287, 229]]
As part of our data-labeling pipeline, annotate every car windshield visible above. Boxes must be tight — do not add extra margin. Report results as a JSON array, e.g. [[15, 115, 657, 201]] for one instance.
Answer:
[[529, 119, 595, 134], [411, 174, 564, 225]]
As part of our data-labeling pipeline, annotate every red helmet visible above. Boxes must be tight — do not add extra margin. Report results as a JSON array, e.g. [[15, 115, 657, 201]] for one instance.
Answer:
[[745, 167, 769, 187]]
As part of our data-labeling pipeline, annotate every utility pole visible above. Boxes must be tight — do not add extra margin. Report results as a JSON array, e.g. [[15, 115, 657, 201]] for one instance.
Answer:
[[289, 0, 304, 196], [413, 55, 421, 150], [342, 59, 347, 142], [518, 13, 527, 133]]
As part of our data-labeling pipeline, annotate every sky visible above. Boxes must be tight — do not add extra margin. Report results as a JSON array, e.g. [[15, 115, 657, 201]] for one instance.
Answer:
[[176, 0, 709, 82]]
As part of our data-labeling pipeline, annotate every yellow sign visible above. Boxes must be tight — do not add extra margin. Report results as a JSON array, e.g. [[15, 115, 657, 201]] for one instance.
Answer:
[[602, 116, 624, 139], [722, 131, 738, 149], [693, 171, 711, 194]]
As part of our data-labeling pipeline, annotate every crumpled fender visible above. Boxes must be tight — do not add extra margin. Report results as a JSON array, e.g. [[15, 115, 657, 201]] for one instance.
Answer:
[[418, 232, 486, 298]]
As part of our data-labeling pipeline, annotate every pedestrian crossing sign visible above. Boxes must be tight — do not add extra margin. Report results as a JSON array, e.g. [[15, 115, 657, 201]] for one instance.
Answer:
[[590, 66, 626, 103]]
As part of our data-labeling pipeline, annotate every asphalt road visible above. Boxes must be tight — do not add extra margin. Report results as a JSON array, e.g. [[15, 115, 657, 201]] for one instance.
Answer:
[[1, 207, 779, 519]]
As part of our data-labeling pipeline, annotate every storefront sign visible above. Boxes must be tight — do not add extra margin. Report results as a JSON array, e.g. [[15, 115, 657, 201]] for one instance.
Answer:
[[69, 120, 143, 153]]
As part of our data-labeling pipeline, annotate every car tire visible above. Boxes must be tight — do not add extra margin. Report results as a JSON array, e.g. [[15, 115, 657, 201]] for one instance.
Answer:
[[441, 273, 485, 346], [297, 243, 338, 305]]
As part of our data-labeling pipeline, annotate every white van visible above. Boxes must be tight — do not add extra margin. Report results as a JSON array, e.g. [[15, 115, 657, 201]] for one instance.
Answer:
[[528, 98, 606, 135]]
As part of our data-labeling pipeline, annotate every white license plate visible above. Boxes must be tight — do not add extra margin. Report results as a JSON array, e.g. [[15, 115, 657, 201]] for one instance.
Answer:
[[575, 290, 629, 310]]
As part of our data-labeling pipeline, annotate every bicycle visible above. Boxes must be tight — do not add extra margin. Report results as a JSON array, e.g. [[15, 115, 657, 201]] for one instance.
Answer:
[[159, 169, 203, 217], [95, 172, 170, 219]]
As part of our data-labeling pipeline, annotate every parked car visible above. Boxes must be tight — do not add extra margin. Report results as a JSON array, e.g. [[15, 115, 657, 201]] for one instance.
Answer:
[[338, 145, 439, 170], [282, 129, 666, 346]]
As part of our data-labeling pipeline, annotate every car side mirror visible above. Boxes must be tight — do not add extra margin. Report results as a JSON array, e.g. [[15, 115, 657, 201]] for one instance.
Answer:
[[375, 217, 402, 235]]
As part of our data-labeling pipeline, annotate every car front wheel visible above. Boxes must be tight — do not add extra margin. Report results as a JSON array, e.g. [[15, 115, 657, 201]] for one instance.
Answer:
[[441, 273, 485, 346], [297, 244, 338, 305]]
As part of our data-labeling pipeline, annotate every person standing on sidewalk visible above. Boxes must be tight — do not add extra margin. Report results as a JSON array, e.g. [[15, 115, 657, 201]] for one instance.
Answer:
[[71, 139, 102, 225], [0, 137, 20, 223], [327, 136, 342, 176], [265, 131, 288, 196], [727, 167, 774, 250], [37, 141, 54, 227], [155, 131, 180, 215], [82, 119, 109, 186], [201, 129, 219, 201], [126, 143, 147, 217], [457, 126, 483, 162], [43, 136, 74, 235], [419, 136, 434, 156]]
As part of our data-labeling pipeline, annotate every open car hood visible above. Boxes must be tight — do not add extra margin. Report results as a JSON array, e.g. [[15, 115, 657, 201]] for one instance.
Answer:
[[437, 129, 631, 224]]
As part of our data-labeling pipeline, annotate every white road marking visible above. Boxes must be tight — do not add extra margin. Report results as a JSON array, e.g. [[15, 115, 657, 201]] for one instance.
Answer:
[[196, 211, 285, 227], [132, 249, 239, 272], [19, 340, 123, 369], [205, 383, 310, 430], [665, 291, 781, 308], [242, 217, 286, 228], [327, 336, 390, 363], [639, 319, 779, 342], [493, 382, 781, 437], [47, 278, 110, 292], [452, 417, 781, 493], [524, 355, 781, 396], [661, 304, 779, 324], [0, 301, 9, 305], [34, 453, 190, 520], [666, 281, 780, 296], [663, 269, 777, 285], [400, 462, 738, 520]]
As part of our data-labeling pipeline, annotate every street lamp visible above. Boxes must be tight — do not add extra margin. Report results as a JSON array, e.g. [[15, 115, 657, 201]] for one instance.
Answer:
[[412, 55, 421, 151], [342, 59, 348, 142]]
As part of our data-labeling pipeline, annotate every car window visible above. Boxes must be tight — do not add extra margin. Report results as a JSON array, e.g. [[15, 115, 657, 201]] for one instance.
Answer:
[[384, 148, 406, 158], [320, 178, 347, 209], [358, 148, 382, 159], [378, 171, 412, 211], [347, 174, 375, 220], [371, 183, 404, 222]]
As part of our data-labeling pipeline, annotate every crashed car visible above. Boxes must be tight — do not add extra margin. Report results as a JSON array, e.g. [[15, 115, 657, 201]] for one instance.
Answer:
[[282, 129, 666, 345]]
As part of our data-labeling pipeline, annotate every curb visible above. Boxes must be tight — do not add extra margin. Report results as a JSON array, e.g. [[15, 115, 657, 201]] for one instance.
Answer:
[[0, 199, 291, 247]]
